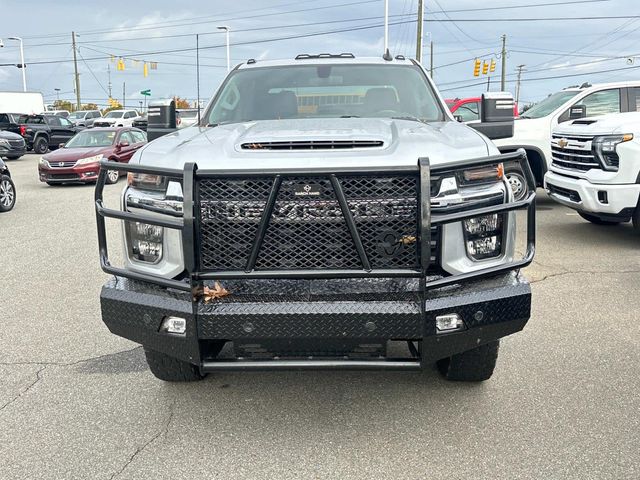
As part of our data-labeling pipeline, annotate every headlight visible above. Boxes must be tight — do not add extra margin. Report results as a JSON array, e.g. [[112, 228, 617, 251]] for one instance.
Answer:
[[39, 157, 50, 168], [76, 154, 103, 165], [127, 172, 167, 191], [463, 213, 505, 260], [592, 134, 632, 171], [0, 139, 10, 148], [458, 163, 504, 184], [126, 221, 163, 263]]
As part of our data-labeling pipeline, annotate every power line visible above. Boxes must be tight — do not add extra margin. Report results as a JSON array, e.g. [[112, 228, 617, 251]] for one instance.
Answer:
[[439, 63, 640, 92]]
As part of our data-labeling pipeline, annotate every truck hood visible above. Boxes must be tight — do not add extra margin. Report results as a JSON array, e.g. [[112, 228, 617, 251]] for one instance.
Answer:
[[133, 118, 492, 170], [554, 112, 640, 136]]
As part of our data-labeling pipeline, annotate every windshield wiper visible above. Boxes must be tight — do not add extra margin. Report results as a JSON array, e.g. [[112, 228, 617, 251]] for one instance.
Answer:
[[340, 115, 360, 118]]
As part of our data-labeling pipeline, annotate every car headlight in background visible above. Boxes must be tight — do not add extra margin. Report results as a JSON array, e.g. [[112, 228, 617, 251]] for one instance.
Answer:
[[126, 221, 163, 263], [39, 157, 50, 168], [463, 214, 504, 260], [76, 154, 103, 165], [0, 139, 10, 148], [592, 134, 632, 171]]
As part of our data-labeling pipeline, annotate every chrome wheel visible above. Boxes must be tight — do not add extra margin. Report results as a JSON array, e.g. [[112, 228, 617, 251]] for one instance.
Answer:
[[0, 177, 16, 211], [507, 171, 527, 202], [107, 170, 119, 184]]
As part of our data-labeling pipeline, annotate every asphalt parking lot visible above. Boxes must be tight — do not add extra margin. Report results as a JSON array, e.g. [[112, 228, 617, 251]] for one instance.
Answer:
[[1, 153, 638, 479]]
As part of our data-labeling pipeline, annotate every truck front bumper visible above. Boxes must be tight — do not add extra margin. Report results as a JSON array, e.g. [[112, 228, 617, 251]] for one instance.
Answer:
[[100, 272, 531, 368], [545, 170, 640, 219]]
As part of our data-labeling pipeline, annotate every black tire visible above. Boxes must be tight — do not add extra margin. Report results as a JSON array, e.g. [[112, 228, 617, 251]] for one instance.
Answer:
[[33, 136, 49, 154], [0, 175, 16, 212], [632, 205, 640, 231], [505, 165, 528, 202], [578, 211, 621, 225], [143, 347, 205, 382], [5, 156, 22, 160], [106, 169, 119, 184], [437, 340, 500, 382]]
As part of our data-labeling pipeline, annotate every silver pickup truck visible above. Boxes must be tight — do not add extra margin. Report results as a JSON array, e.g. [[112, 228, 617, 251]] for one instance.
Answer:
[[95, 54, 535, 383]]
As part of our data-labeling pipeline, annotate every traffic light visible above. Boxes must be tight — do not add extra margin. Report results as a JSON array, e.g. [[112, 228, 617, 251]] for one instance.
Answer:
[[473, 59, 481, 77], [490, 59, 496, 72], [482, 61, 489, 75]]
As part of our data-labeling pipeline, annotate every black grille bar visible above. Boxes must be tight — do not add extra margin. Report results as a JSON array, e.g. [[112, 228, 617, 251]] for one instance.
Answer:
[[329, 175, 372, 271], [245, 176, 282, 272]]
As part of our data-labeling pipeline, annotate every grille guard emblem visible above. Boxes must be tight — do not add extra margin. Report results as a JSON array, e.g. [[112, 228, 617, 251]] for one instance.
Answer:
[[557, 138, 569, 149]]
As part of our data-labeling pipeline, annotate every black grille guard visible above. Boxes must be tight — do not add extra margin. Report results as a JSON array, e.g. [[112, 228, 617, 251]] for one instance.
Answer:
[[95, 150, 535, 293]]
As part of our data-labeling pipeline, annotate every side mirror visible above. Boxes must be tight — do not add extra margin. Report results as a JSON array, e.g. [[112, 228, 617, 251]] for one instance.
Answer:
[[59, 143, 65, 148], [118, 141, 130, 148], [569, 104, 586, 120], [454, 114, 464, 122], [468, 92, 514, 140]]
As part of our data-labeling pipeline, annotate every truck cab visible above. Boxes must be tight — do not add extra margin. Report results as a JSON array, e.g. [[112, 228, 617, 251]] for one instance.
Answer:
[[494, 81, 640, 195], [95, 54, 535, 383]]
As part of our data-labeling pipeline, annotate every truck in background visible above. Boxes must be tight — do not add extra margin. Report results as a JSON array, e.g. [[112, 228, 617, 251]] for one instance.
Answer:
[[0, 91, 45, 115], [545, 111, 640, 230]]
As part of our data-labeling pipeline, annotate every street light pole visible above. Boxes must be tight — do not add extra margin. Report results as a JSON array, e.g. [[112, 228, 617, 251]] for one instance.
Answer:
[[217, 26, 231, 72], [54, 88, 60, 101], [8, 37, 26, 91]]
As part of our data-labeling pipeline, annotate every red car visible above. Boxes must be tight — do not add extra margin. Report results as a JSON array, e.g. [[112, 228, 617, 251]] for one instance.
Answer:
[[446, 97, 519, 122], [38, 127, 147, 185]]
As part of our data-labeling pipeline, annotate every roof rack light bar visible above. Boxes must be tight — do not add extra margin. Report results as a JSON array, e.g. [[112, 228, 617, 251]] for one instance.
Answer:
[[295, 53, 355, 60]]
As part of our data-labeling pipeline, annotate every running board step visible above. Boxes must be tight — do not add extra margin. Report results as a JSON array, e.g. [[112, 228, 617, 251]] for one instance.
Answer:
[[201, 359, 421, 371]]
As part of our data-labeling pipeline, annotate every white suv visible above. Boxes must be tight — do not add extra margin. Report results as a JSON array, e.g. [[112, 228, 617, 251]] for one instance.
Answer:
[[544, 111, 640, 229], [93, 109, 139, 127], [494, 81, 640, 197]]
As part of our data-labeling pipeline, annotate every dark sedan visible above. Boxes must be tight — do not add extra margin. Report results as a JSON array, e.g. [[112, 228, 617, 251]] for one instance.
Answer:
[[0, 130, 26, 160], [38, 127, 147, 185], [0, 158, 16, 212]]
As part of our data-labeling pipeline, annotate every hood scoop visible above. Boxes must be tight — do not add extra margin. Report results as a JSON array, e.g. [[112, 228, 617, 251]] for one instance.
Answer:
[[571, 119, 598, 125], [241, 140, 384, 150]]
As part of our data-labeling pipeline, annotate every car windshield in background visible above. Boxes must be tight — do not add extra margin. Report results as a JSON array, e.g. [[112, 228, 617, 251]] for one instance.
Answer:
[[179, 110, 198, 118], [104, 111, 123, 118], [520, 90, 579, 119], [206, 64, 444, 125], [64, 130, 116, 148], [68, 112, 84, 120]]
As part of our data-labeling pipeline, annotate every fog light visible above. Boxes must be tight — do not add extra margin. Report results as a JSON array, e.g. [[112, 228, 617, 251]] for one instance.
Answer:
[[436, 313, 464, 332], [462, 213, 504, 260], [466, 235, 501, 258], [126, 221, 163, 263], [160, 316, 186, 335]]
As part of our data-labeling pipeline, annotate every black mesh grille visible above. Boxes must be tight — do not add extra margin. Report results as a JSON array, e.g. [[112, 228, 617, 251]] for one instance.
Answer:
[[198, 173, 436, 272]]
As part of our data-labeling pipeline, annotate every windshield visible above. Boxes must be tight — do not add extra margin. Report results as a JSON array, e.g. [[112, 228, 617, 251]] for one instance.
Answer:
[[64, 130, 116, 148], [521, 90, 580, 119], [105, 111, 123, 118], [206, 64, 444, 125], [68, 112, 85, 120]]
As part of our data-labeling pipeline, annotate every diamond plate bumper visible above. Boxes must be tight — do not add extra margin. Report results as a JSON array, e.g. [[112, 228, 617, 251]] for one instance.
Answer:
[[100, 272, 531, 365]]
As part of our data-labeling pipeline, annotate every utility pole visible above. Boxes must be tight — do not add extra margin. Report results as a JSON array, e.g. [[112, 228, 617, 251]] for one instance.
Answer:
[[71, 31, 81, 110], [500, 34, 507, 91], [122, 82, 125, 109], [196, 34, 201, 124], [430, 40, 434, 78], [107, 63, 112, 99], [416, 0, 424, 63], [487, 76, 491, 92], [515, 64, 526, 107]]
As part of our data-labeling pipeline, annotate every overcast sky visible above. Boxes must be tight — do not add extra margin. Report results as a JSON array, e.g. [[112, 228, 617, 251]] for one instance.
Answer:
[[1, 0, 639, 108]]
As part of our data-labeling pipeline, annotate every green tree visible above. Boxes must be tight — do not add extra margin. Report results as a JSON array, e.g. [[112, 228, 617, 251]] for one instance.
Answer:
[[173, 96, 191, 109], [53, 100, 75, 112]]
